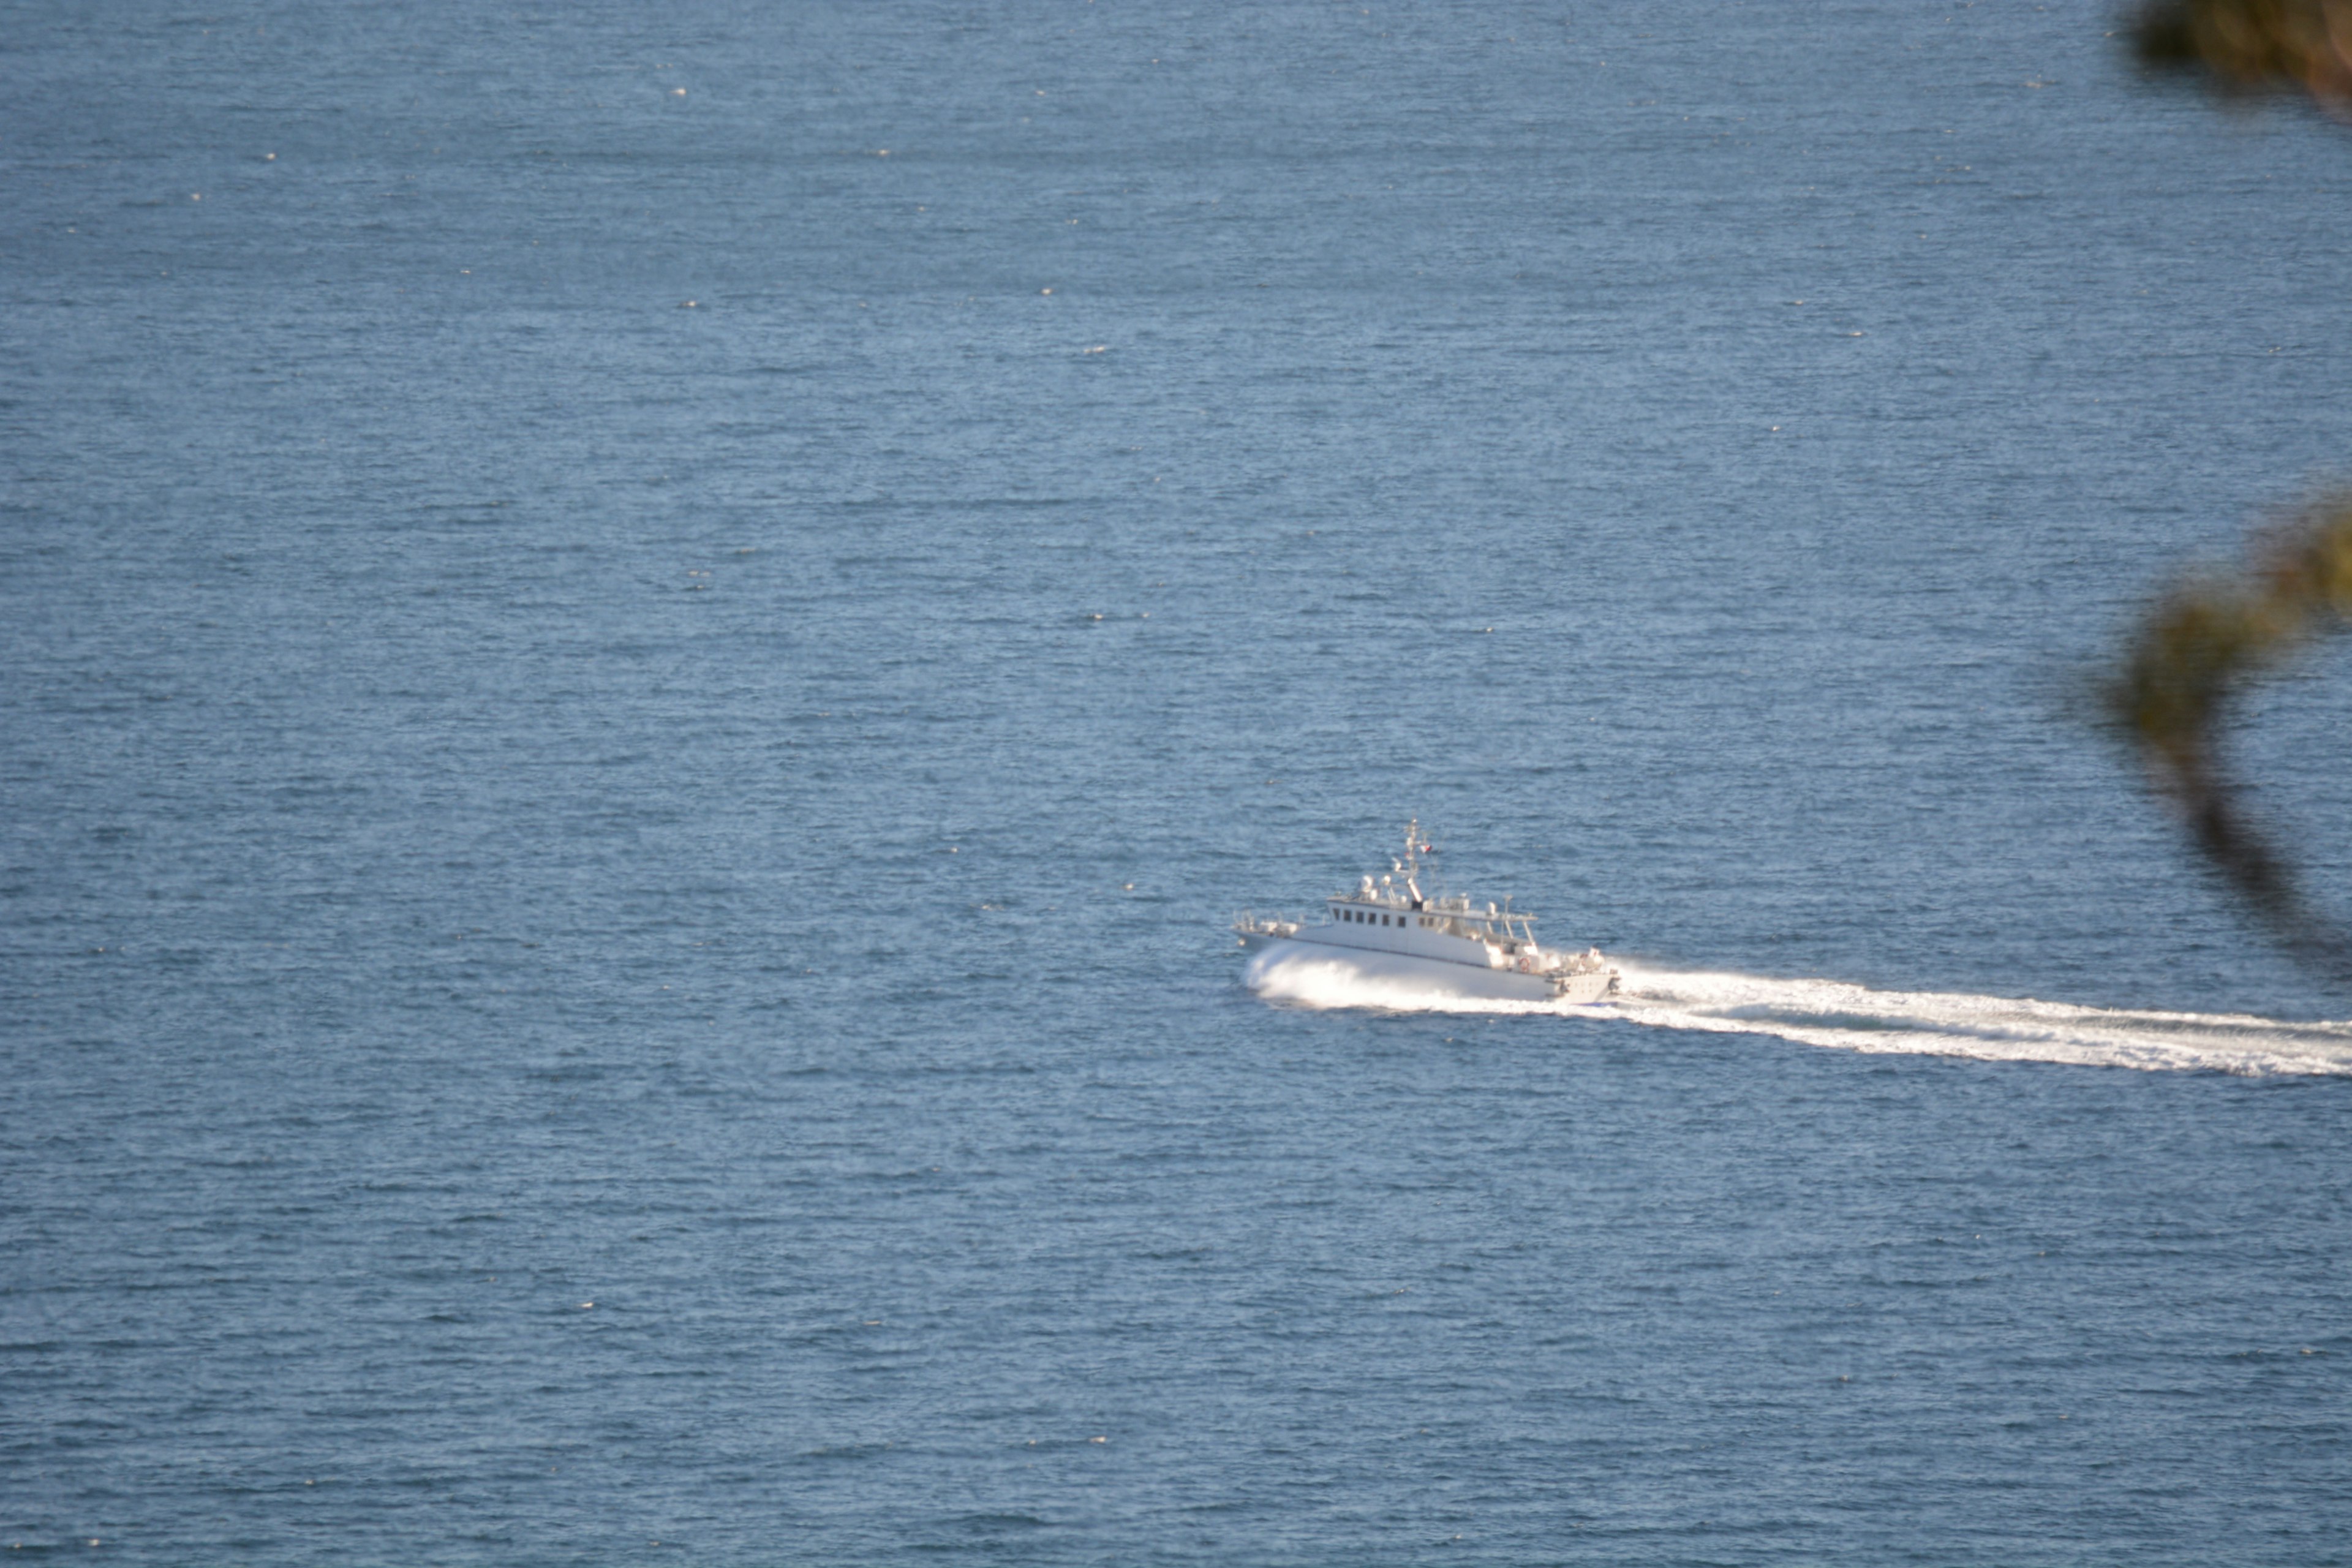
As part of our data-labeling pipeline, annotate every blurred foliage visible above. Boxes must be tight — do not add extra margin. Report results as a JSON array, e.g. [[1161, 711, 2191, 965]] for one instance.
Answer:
[[2111, 502, 2352, 977], [2114, 4, 2352, 978], [2131, 0, 2352, 102]]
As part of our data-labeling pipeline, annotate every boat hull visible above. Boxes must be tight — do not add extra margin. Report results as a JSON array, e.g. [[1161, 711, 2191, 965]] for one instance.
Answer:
[[1245, 935, 1612, 1005], [1551, 968, 1615, 1005]]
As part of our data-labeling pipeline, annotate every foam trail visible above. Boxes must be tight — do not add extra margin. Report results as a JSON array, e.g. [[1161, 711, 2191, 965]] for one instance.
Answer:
[[1245, 949, 2352, 1077]]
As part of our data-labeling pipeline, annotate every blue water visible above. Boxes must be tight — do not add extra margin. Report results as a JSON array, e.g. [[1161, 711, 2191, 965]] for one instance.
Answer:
[[7, 2, 2352, 1561]]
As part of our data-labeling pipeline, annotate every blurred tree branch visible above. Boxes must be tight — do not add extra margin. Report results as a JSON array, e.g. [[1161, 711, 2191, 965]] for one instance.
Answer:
[[2132, 0, 2352, 103], [2109, 3, 2352, 978], [2111, 503, 2352, 978]]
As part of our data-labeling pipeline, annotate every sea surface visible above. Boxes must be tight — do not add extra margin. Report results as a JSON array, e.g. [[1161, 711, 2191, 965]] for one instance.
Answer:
[[6, 2, 2351, 1562]]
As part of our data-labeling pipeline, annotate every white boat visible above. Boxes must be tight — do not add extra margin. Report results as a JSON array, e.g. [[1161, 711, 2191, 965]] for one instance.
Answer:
[[1234, 821, 1618, 1004]]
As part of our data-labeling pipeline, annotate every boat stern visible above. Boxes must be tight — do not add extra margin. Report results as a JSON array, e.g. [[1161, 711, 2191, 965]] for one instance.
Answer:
[[1233, 913, 1300, 951], [1548, 968, 1618, 1005]]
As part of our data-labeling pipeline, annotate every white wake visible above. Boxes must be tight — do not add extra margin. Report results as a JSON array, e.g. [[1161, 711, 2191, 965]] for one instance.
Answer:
[[1244, 948, 2352, 1077]]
